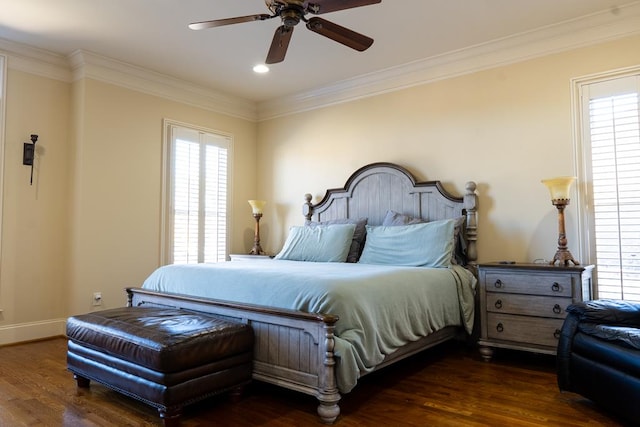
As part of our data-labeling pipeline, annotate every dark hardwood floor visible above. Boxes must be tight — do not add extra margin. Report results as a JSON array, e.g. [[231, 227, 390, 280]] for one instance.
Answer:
[[0, 337, 629, 426]]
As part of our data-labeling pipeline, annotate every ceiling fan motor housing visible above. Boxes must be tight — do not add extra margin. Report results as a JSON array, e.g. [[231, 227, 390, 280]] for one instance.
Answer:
[[281, 8, 302, 27]]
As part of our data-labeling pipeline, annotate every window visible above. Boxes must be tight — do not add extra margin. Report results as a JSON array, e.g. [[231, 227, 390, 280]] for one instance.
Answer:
[[162, 120, 232, 264], [576, 71, 640, 301], [0, 54, 5, 275]]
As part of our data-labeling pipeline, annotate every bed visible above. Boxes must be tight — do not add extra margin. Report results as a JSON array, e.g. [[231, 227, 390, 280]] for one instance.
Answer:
[[127, 162, 478, 424]]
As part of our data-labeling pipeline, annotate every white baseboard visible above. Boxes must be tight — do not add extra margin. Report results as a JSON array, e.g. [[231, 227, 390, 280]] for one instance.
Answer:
[[0, 318, 66, 346]]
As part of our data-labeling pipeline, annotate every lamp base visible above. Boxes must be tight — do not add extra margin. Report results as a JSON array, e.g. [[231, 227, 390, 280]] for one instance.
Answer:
[[249, 212, 265, 255], [249, 246, 265, 256], [550, 249, 579, 266]]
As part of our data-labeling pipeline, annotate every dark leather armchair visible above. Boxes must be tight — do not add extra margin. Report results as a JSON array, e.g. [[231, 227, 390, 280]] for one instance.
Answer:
[[557, 299, 640, 423]]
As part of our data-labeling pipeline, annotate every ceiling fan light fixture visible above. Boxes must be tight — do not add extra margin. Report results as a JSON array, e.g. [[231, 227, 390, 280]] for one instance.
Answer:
[[253, 64, 270, 73]]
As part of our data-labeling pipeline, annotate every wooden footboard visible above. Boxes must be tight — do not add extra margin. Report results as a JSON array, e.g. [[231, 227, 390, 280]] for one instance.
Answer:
[[126, 287, 342, 424], [126, 287, 461, 424]]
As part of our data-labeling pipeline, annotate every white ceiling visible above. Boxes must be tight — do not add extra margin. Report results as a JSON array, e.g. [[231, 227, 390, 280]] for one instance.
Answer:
[[0, 0, 639, 108]]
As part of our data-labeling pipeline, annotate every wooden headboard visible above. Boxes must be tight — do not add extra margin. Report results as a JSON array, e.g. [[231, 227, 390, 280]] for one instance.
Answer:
[[302, 162, 478, 266]]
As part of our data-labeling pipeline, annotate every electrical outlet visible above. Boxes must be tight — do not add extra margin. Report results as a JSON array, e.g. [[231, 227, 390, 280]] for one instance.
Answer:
[[93, 292, 102, 306]]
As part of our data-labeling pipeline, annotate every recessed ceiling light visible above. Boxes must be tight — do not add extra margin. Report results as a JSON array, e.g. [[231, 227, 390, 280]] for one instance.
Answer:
[[253, 64, 269, 74]]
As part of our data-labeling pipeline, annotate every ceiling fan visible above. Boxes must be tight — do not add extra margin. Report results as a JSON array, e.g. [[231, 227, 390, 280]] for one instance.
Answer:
[[189, 0, 381, 64]]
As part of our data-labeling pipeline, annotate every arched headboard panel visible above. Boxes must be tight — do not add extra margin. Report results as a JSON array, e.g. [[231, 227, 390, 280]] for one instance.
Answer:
[[303, 162, 478, 266]]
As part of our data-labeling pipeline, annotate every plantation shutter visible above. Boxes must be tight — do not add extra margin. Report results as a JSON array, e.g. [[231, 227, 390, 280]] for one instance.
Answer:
[[167, 124, 230, 264], [583, 75, 640, 300]]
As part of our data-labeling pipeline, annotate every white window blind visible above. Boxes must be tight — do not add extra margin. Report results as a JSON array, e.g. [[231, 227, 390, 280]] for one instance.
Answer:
[[582, 74, 640, 301], [164, 123, 230, 264]]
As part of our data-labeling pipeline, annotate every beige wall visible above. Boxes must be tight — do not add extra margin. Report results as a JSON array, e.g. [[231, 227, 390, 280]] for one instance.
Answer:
[[0, 71, 258, 344], [67, 79, 259, 316], [0, 69, 72, 341], [256, 35, 640, 263]]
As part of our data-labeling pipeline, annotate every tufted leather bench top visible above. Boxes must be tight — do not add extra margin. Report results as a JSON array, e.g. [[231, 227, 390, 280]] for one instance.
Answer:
[[66, 307, 254, 373]]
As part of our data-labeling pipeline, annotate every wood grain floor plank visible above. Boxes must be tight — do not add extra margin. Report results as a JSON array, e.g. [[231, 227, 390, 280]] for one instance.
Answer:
[[0, 338, 630, 426]]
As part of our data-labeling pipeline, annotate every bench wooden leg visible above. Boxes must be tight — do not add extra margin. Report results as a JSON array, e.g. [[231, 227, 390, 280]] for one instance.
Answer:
[[228, 384, 246, 403], [159, 408, 181, 427], [74, 374, 90, 388]]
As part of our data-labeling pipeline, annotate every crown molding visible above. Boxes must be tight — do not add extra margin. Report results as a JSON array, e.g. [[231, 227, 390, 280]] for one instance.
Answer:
[[0, 38, 72, 82], [3, 2, 640, 123], [0, 40, 257, 122], [257, 2, 640, 121], [68, 50, 257, 122]]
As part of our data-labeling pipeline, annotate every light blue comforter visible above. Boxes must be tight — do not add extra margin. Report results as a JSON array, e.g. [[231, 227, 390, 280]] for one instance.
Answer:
[[142, 260, 476, 393]]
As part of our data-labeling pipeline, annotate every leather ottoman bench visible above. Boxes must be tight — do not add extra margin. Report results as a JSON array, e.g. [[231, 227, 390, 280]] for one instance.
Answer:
[[66, 307, 254, 426]]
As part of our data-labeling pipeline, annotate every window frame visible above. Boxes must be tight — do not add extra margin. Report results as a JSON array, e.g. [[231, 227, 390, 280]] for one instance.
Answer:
[[0, 54, 6, 289], [161, 119, 233, 265], [572, 65, 640, 299]]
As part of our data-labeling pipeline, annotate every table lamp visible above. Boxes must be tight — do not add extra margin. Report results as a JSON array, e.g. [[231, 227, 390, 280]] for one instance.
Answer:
[[248, 200, 266, 255], [541, 177, 579, 265]]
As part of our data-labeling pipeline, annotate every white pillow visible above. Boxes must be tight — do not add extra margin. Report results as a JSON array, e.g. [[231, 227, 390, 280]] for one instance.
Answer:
[[275, 224, 356, 262]]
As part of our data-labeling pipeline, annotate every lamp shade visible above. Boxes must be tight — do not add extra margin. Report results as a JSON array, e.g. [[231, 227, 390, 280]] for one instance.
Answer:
[[541, 177, 576, 200], [248, 200, 266, 214]]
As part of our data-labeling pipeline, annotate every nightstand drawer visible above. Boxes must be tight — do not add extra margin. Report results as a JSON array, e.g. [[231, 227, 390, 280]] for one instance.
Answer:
[[486, 313, 564, 348], [484, 272, 572, 297], [486, 293, 569, 318]]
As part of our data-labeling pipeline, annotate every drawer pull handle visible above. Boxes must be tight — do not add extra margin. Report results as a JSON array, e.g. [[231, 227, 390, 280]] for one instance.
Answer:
[[496, 323, 504, 333], [494, 279, 503, 289], [495, 300, 503, 309], [554, 329, 561, 339], [551, 282, 561, 292], [553, 304, 562, 314]]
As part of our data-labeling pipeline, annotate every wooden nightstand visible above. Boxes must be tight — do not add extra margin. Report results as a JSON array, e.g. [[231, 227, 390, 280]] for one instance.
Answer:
[[229, 254, 273, 262], [477, 262, 594, 360]]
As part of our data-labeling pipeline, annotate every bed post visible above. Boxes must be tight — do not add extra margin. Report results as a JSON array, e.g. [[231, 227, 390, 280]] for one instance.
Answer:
[[126, 288, 133, 307], [302, 190, 341, 423], [303, 193, 314, 221], [464, 181, 478, 269], [316, 316, 341, 424]]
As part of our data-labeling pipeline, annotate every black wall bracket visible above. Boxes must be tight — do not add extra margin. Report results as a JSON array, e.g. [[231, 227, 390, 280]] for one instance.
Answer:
[[23, 134, 38, 185]]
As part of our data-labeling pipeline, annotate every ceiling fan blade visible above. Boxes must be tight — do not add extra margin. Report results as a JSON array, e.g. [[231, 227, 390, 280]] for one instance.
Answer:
[[304, 0, 381, 15], [306, 17, 373, 51], [266, 25, 294, 64], [188, 14, 273, 30]]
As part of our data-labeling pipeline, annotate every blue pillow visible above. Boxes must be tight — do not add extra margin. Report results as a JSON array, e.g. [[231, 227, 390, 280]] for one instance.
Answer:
[[382, 210, 467, 265], [358, 220, 455, 267], [275, 224, 356, 262], [306, 218, 368, 263]]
